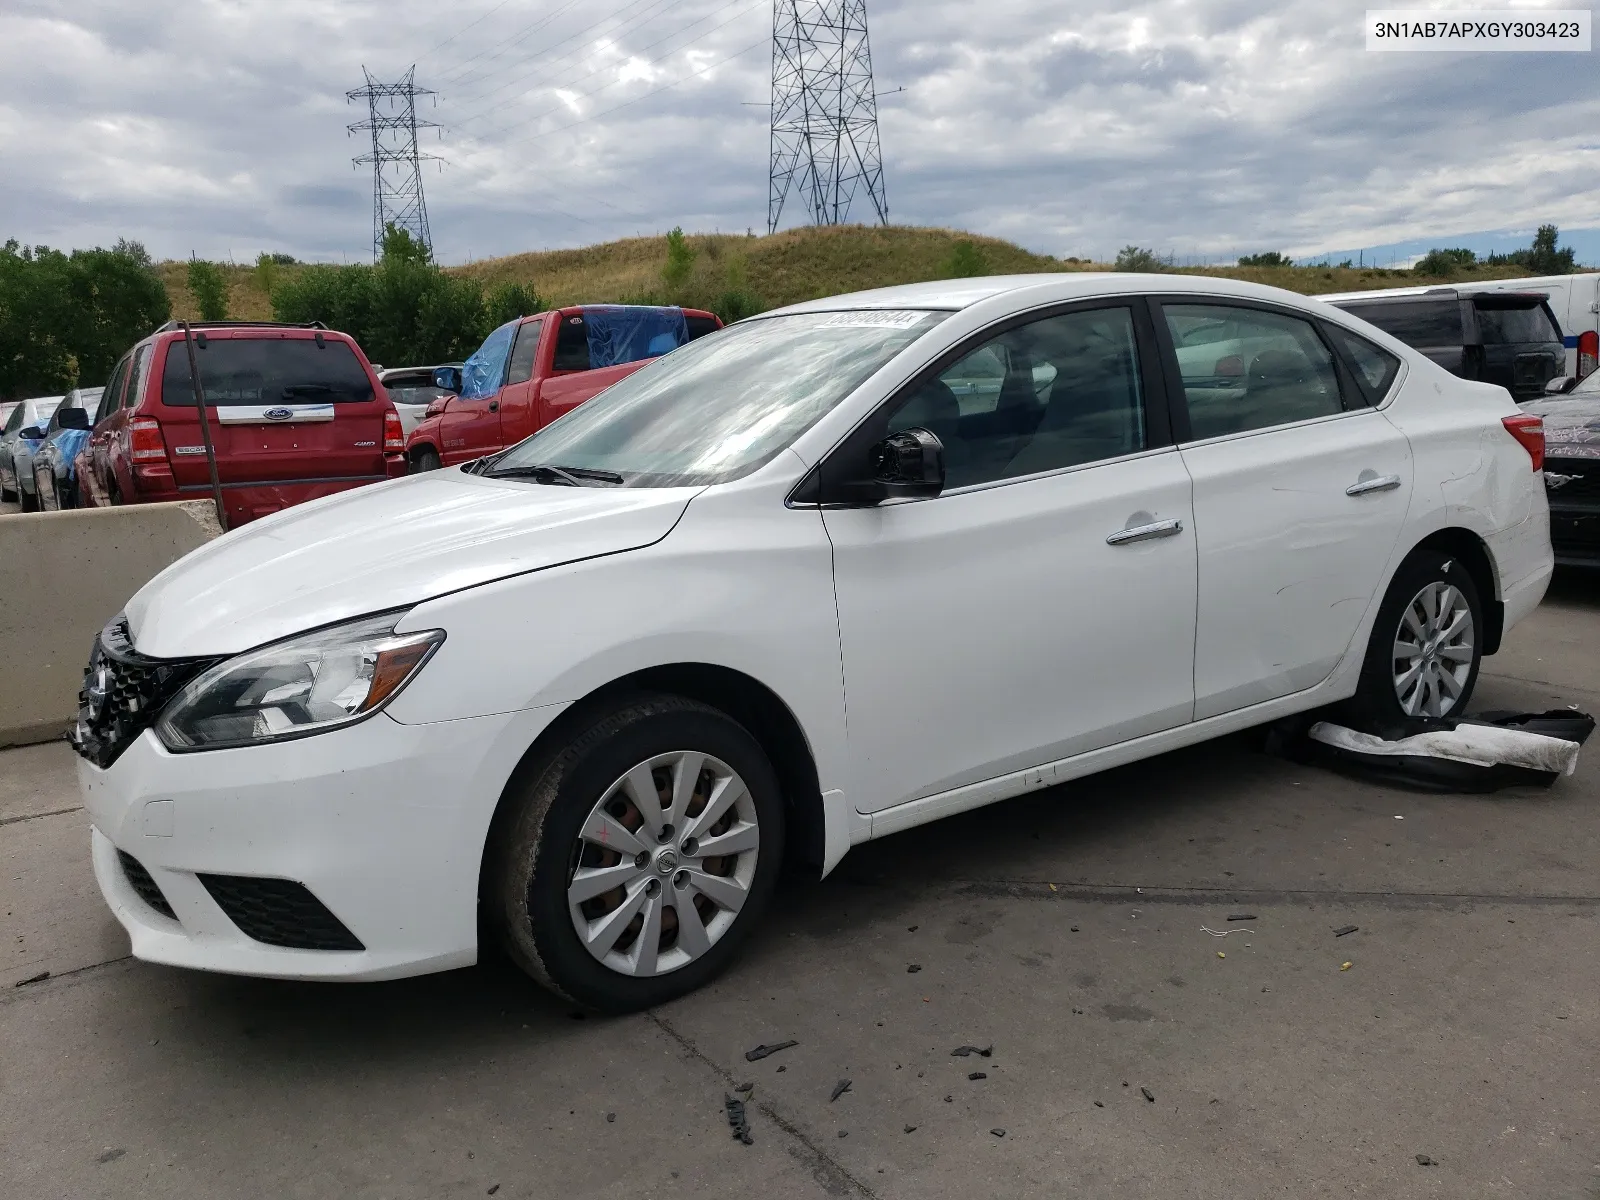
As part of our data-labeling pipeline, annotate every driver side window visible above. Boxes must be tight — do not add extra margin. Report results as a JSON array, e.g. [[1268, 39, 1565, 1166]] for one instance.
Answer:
[[886, 306, 1147, 490]]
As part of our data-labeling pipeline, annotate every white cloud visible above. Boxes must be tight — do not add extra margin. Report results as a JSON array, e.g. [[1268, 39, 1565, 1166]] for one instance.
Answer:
[[0, 0, 1594, 265]]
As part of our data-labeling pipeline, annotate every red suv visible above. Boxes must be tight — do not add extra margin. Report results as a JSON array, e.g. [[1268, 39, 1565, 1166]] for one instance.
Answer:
[[81, 321, 406, 526]]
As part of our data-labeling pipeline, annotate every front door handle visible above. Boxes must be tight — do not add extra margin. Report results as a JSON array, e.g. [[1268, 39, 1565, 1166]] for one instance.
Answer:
[[488, 401, 499, 412], [1107, 518, 1184, 545], [1346, 473, 1402, 496]]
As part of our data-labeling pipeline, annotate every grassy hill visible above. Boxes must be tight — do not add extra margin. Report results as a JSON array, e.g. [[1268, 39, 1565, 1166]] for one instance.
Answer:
[[157, 225, 1557, 324]]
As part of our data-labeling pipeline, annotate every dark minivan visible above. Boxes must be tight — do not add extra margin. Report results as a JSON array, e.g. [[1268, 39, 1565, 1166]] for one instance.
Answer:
[[1328, 289, 1566, 402]]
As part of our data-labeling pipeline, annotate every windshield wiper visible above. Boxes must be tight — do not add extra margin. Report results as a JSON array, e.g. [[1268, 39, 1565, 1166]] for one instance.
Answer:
[[484, 463, 624, 486]]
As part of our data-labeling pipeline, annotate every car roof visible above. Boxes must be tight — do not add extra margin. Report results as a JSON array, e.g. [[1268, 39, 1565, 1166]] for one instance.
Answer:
[[766, 272, 1331, 316]]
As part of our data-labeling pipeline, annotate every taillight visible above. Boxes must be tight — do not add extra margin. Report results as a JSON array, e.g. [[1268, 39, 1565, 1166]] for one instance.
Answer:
[[1579, 330, 1598, 379], [130, 417, 168, 463], [383, 409, 404, 453], [1502, 414, 1545, 471]]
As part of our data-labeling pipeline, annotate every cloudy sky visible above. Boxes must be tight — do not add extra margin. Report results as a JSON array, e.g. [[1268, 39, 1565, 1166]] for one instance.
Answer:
[[2, 0, 1597, 266]]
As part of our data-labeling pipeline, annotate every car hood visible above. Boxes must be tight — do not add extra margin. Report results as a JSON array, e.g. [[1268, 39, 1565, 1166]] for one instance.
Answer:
[[1523, 393, 1600, 461], [127, 471, 701, 658]]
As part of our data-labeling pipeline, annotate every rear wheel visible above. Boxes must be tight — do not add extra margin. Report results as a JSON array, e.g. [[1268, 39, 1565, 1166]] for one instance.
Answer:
[[412, 447, 441, 473], [1346, 548, 1483, 732], [486, 695, 784, 1013]]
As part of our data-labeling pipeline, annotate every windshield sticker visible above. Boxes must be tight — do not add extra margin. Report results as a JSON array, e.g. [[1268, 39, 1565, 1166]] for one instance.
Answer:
[[818, 310, 931, 329]]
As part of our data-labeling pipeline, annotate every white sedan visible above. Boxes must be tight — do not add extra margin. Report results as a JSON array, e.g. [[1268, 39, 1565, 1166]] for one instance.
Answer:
[[73, 274, 1552, 1011]]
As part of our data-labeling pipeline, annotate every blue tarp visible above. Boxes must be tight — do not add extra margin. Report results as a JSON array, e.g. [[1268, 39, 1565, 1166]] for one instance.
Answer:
[[584, 306, 688, 369], [50, 428, 90, 481], [460, 320, 519, 400]]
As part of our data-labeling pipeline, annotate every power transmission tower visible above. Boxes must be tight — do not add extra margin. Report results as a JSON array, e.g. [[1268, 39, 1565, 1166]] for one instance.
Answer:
[[347, 67, 439, 260], [768, 1, 888, 234]]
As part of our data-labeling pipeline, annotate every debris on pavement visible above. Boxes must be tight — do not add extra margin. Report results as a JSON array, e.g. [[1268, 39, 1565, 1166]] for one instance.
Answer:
[[944, 1095, 953, 1102], [745, 1040, 798, 1062], [1302, 713, 1592, 792], [968, 1072, 987, 1081], [907, 963, 922, 973], [908, 925, 918, 932], [904, 1125, 917, 1133], [605, 1112, 616, 1123], [95, 1148, 125, 1164], [1202, 926, 1251, 936], [735, 1081, 754, 1094], [1217, 951, 1226, 958], [724, 1093, 754, 1145], [1227, 913, 1256, 922], [951, 1045, 993, 1057], [1341, 961, 1353, 971], [1094, 1101, 1104, 1108], [487, 1186, 499, 1195], [776, 1065, 786, 1073], [837, 1130, 848, 1138], [1415, 1154, 1435, 1167], [830, 1079, 852, 1102], [14, 970, 49, 988], [1334, 925, 1359, 937], [990, 1128, 1006, 1137], [1140, 1087, 1155, 1102]]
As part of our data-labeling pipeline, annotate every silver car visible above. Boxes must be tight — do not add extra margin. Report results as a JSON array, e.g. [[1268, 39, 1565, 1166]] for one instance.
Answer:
[[31, 387, 105, 511], [0, 396, 63, 509], [380, 365, 459, 438]]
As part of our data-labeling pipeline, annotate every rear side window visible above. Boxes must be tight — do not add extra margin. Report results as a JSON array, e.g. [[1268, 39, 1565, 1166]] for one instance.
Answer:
[[161, 338, 374, 406], [1344, 300, 1463, 347], [98, 358, 130, 420], [1324, 324, 1401, 403], [506, 318, 543, 385], [1475, 303, 1561, 345], [125, 345, 153, 409], [1164, 303, 1344, 439], [553, 315, 591, 372], [686, 315, 721, 339]]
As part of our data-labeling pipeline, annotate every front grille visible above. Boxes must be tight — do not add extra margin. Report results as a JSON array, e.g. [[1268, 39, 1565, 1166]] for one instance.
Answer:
[[199, 875, 365, 951], [69, 618, 220, 769], [118, 850, 176, 920], [1545, 457, 1600, 501]]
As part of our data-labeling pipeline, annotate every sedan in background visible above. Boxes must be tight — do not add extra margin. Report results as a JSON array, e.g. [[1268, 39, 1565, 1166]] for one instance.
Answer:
[[74, 273, 1551, 1012], [0, 395, 64, 508], [33, 387, 105, 510], [380, 364, 460, 438], [1522, 368, 1600, 566]]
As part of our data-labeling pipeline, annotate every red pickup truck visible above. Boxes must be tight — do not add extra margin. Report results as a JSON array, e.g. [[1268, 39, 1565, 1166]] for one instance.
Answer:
[[406, 304, 722, 470]]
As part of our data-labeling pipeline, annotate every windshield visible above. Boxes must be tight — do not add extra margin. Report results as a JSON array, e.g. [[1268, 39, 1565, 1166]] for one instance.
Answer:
[[460, 321, 518, 400], [489, 310, 950, 487]]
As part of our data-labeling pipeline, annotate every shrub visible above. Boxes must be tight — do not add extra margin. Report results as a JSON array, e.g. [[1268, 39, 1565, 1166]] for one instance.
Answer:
[[943, 240, 988, 278], [487, 281, 545, 327], [662, 227, 695, 293], [1114, 245, 1171, 272], [1413, 247, 1477, 275], [187, 257, 228, 320], [1238, 251, 1293, 268]]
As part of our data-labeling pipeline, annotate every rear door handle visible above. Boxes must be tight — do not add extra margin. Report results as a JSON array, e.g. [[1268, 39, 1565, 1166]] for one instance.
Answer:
[[1107, 518, 1184, 545], [1346, 474, 1402, 496]]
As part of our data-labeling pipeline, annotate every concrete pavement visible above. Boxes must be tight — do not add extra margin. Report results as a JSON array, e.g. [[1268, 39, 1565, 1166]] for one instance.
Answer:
[[2, 574, 1597, 1199]]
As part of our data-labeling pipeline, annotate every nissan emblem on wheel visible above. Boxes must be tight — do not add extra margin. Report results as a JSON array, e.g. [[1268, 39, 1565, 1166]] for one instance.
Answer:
[[72, 275, 1553, 1012]]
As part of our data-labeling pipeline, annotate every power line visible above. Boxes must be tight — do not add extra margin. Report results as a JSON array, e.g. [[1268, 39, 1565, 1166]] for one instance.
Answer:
[[769, 0, 888, 233], [417, 0, 519, 59], [347, 67, 440, 260]]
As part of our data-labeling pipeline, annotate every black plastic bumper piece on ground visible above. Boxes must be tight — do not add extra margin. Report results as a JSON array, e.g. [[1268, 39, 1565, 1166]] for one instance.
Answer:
[[198, 874, 364, 951], [118, 850, 176, 920]]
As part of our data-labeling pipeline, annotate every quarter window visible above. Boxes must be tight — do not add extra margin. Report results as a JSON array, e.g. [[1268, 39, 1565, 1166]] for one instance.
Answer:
[[125, 345, 154, 409], [1325, 324, 1401, 403], [885, 306, 1147, 490], [1164, 304, 1343, 439]]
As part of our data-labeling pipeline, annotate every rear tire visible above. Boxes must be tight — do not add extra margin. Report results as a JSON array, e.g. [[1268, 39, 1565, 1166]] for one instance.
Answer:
[[18, 484, 38, 512], [412, 447, 441, 473], [1345, 548, 1484, 734], [486, 695, 784, 1013]]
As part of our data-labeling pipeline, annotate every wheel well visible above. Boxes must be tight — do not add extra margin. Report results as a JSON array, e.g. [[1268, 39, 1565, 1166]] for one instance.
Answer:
[[1409, 528, 1503, 655], [409, 442, 438, 464], [489, 664, 828, 880]]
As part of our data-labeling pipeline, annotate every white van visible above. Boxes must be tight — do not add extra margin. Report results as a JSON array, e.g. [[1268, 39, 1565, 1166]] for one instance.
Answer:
[[1326, 273, 1600, 380]]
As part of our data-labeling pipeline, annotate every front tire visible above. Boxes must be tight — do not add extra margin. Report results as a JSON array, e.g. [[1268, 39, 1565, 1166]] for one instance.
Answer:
[[411, 447, 441, 473], [1346, 548, 1483, 733], [486, 695, 784, 1013]]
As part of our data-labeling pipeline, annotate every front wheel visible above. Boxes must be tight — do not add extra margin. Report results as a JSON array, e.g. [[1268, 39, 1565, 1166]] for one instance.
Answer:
[[486, 695, 784, 1013], [411, 447, 441, 473], [1346, 548, 1483, 732]]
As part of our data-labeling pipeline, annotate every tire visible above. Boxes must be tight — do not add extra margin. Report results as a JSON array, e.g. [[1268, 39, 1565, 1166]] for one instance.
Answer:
[[18, 482, 38, 512], [1345, 548, 1484, 734], [412, 447, 441, 473], [486, 694, 784, 1013]]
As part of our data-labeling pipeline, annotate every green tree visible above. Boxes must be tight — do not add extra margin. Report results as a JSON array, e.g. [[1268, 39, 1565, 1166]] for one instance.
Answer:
[[381, 223, 432, 266], [486, 281, 545, 327], [187, 257, 229, 321], [71, 242, 170, 382], [1486, 224, 1578, 273], [1413, 247, 1477, 276], [1238, 251, 1293, 268], [662, 227, 695, 292], [943, 240, 988, 278], [1114, 245, 1171, 272]]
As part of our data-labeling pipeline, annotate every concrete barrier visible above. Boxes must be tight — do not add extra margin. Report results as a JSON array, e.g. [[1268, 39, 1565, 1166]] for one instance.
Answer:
[[0, 501, 222, 748]]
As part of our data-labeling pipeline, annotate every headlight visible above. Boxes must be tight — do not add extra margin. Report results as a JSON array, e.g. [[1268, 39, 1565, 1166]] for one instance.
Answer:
[[156, 612, 444, 752]]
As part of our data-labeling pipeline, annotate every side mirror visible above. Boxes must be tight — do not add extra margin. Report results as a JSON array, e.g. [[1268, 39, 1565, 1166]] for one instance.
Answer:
[[432, 366, 463, 394], [869, 428, 945, 499], [1546, 375, 1578, 395], [58, 408, 91, 430], [19, 425, 43, 440]]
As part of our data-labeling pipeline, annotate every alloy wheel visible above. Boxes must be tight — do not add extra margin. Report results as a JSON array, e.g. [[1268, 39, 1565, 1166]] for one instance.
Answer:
[[566, 750, 759, 977], [1391, 580, 1475, 718]]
